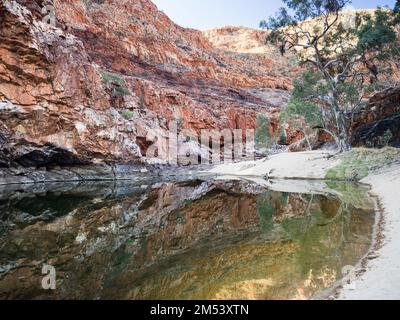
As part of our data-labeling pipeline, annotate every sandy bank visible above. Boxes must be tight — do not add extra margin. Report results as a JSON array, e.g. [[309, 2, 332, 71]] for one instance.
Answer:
[[207, 151, 340, 179], [205, 150, 400, 299], [338, 166, 400, 300]]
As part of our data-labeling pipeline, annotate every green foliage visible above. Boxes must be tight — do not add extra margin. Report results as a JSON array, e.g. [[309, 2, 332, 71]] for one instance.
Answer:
[[113, 86, 132, 97], [381, 129, 393, 146], [255, 114, 273, 149], [279, 71, 325, 143], [281, 99, 323, 128], [101, 71, 124, 86], [262, 1, 400, 151], [395, 1, 400, 23], [286, 69, 372, 126], [339, 81, 374, 110], [260, 0, 349, 29], [326, 147, 400, 181], [185, 200, 194, 207], [121, 110, 135, 120], [279, 130, 288, 145], [291, 70, 327, 101], [357, 9, 397, 51], [101, 71, 131, 97]]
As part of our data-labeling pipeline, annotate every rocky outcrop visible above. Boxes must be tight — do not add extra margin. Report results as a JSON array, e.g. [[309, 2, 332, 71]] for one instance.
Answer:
[[204, 27, 270, 54], [0, 0, 294, 173], [2, 0, 399, 178], [351, 87, 400, 147]]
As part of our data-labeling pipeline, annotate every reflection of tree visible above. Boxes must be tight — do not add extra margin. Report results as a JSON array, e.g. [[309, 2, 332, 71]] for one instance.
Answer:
[[256, 191, 289, 234], [281, 195, 355, 296]]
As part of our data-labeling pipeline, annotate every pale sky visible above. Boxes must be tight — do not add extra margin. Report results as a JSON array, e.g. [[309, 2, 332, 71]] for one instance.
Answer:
[[152, 0, 397, 30]]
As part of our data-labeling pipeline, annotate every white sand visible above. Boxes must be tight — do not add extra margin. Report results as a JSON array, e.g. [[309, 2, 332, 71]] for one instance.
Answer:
[[205, 151, 400, 300], [207, 151, 340, 179], [338, 166, 400, 300]]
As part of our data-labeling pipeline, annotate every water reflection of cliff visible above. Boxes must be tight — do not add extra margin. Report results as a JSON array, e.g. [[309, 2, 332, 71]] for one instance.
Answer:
[[0, 179, 375, 300]]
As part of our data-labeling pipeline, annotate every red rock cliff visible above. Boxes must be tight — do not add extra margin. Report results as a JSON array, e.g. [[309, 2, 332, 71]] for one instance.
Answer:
[[0, 0, 295, 167]]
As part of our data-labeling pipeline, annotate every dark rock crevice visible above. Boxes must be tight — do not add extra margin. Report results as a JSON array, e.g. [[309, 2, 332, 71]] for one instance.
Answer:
[[14, 145, 90, 168], [351, 87, 400, 148], [351, 113, 400, 148]]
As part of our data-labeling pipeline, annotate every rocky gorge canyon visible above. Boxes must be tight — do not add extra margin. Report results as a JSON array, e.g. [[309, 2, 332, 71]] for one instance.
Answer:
[[2, 0, 400, 302], [0, 0, 399, 182]]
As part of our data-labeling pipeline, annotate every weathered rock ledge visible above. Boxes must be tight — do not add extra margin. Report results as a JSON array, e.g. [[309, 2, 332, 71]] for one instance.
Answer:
[[0, 162, 206, 185]]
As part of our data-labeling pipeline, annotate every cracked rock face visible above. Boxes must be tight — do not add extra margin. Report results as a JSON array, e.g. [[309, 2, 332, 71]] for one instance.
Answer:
[[0, 0, 296, 170], [351, 87, 400, 148], [1, 0, 399, 172]]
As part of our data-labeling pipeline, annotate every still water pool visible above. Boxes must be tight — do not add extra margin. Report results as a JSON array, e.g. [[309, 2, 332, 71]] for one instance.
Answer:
[[0, 177, 375, 299]]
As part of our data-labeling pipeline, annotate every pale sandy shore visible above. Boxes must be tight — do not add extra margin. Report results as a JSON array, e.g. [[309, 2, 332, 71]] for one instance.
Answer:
[[207, 151, 340, 180], [338, 166, 400, 300], [204, 151, 400, 300]]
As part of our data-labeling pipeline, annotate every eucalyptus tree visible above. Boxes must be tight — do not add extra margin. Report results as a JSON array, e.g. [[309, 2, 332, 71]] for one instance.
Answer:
[[261, 0, 399, 151]]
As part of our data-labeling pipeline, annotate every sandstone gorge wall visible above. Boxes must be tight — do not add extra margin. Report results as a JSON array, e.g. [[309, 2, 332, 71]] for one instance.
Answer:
[[351, 87, 400, 148], [0, 0, 294, 169], [2, 0, 396, 175]]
